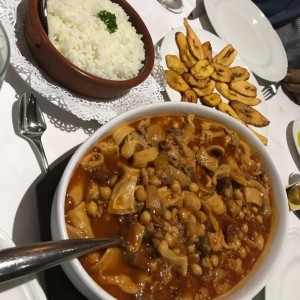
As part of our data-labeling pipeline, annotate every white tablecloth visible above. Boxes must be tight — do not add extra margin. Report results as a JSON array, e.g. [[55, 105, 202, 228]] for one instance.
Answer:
[[0, 0, 299, 298]]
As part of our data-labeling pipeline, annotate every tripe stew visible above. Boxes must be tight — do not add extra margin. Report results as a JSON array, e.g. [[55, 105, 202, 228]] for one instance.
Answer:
[[65, 114, 273, 299]]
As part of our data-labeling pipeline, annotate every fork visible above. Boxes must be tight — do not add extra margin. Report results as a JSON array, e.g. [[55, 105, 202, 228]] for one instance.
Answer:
[[262, 81, 281, 100]]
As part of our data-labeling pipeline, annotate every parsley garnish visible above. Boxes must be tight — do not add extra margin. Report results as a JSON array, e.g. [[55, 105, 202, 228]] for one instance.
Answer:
[[97, 10, 118, 34]]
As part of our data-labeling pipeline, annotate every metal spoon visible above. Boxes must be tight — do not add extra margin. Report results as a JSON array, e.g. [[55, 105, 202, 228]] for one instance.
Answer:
[[18, 93, 49, 172], [157, 0, 183, 14], [0, 236, 123, 282]]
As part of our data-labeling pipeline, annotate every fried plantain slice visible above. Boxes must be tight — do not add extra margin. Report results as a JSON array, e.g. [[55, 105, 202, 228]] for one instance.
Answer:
[[175, 32, 198, 69], [217, 102, 268, 145], [212, 44, 237, 67], [193, 79, 215, 97], [181, 89, 198, 103], [216, 102, 245, 124], [216, 82, 261, 106], [165, 54, 188, 75], [202, 41, 212, 62], [190, 59, 215, 79], [165, 69, 190, 92], [182, 73, 210, 89], [229, 80, 257, 97], [183, 18, 205, 60], [201, 93, 222, 107], [248, 127, 268, 146], [229, 100, 270, 127], [230, 66, 250, 82], [211, 62, 232, 83]]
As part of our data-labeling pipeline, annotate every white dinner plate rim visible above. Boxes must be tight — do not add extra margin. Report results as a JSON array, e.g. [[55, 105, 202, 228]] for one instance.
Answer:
[[160, 26, 269, 139], [292, 118, 300, 156], [0, 229, 47, 300], [203, 0, 288, 82], [265, 227, 300, 300]]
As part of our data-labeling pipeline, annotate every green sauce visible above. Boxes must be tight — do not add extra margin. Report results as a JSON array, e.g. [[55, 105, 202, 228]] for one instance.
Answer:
[[97, 10, 118, 34]]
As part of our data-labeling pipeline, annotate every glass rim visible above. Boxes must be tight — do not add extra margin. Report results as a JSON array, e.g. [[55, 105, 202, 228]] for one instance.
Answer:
[[0, 21, 10, 77]]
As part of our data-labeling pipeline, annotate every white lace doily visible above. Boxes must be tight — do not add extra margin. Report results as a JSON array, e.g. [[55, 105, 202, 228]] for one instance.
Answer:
[[0, 0, 166, 124]]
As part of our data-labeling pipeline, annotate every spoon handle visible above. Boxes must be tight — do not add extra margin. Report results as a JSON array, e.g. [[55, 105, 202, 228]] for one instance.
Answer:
[[0, 236, 123, 282], [29, 136, 49, 172]]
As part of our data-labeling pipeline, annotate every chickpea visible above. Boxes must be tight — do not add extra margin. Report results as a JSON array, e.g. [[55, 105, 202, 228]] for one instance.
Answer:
[[241, 223, 248, 234], [171, 180, 181, 193], [157, 240, 169, 254], [149, 260, 158, 272], [163, 209, 172, 221], [232, 239, 241, 251], [189, 235, 199, 244], [239, 211, 245, 219], [99, 187, 111, 201], [189, 253, 200, 264], [239, 247, 247, 259], [196, 223, 205, 237], [164, 232, 175, 248], [146, 222, 154, 233], [140, 210, 151, 225], [135, 187, 147, 202], [256, 215, 263, 224], [256, 234, 265, 251], [191, 264, 202, 276], [252, 206, 258, 213], [188, 214, 197, 223], [195, 211, 207, 223], [86, 201, 98, 217], [147, 167, 155, 176], [149, 175, 161, 186], [178, 208, 190, 222], [173, 248, 181, 255], [210, 255, 219, 267], [242, 209, 249, 216], [188, 244, 196, 254], [201, 257, 213, 270], [189, 182, 199, 193], [233, 189, 243, 200]]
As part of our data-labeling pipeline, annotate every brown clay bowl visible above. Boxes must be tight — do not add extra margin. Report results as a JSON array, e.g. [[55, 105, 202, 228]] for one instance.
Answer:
[[25, 0, 155, 99]]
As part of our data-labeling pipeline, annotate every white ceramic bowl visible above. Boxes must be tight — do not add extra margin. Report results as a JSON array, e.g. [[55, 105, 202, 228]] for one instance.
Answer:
[[51, 102, 289, 300]]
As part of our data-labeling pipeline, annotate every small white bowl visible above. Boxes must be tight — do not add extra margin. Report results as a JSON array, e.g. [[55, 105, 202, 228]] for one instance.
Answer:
[[51, 102, 288, 300]]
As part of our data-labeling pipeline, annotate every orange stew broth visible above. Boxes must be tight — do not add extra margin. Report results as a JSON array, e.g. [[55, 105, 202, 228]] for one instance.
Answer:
[[65, 115, 273, 300]]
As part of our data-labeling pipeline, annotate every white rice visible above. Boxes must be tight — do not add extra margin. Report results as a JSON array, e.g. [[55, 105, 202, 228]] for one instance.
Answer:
[[47, 0, 146, 80]]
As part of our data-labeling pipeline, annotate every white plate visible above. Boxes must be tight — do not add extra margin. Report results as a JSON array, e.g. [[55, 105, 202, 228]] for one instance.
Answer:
[[203, 0, 287, 82], [265, 228, 300, 300], [160, 27, 269, 139], [292, 118, 300, 156], [0, 229, 47, 300]]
